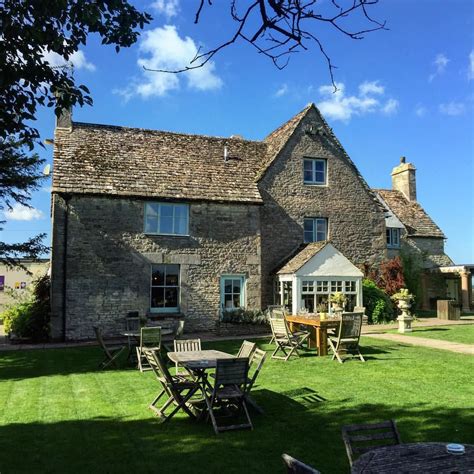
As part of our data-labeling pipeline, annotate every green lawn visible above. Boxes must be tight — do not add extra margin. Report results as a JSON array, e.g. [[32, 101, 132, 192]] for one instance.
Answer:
[[390, 325, 474, 345], [1, 339, 473, 474]]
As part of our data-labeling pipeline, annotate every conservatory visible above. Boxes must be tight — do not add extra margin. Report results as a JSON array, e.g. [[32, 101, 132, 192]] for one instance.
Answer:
[[275, 242, 364, 315]]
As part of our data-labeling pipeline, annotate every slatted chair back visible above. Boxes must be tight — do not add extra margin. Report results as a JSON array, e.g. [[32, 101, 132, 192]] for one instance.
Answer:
[[338, 312, 364, 340], [282, 454, 321, 474], [140, 327, 162, 349], [237, 340, 256, 359], [93, 326, 107, 350], [214, 358, 249, 389], [247, 348, 267, 392], [270, 317, 290, 339], [271, 306, 286, 319], [341, 420, 402, 466], [175, 320, 185, 338], [174, 338, 201, 352], [125, 317, 140, 332], [144, 349, 174, 386]]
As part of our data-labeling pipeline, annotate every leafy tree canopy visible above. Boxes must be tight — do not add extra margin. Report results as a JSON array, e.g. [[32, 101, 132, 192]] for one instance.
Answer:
[[0, 0, 151, 266]]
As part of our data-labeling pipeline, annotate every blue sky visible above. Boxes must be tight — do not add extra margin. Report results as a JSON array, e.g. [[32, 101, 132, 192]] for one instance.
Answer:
[[3, 0, 474, 264]]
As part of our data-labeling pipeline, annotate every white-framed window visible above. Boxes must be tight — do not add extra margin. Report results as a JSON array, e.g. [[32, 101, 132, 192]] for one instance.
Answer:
[[303, 158, 327, 185], [150, 264, 180, 312], [386, 228, 401, 248], [221, 275, 245, 310], [144, 202, 189, 236], [299, 278, 358, 313], [304, 218, 327, 243]]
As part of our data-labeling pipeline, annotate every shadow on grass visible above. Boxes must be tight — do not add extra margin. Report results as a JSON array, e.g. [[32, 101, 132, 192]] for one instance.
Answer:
[[0, 397, 472, 474]]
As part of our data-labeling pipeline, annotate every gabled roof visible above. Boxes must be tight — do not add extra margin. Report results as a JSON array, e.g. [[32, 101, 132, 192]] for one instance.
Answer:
[[53, 123, 266, 204], [276, 241, 328, 274], [375, 189, 446, 238]]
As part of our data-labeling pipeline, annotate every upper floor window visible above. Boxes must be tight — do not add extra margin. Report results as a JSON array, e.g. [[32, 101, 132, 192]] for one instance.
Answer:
[[386, 228, 401, 248], [304, 218, 327, 243], [303, 158, 327, 185], [144, 203, 189, 236]]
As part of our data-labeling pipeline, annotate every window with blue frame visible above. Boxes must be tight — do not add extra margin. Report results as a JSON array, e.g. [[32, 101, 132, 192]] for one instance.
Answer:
[[304, 218, 328, 243], [144, 202, 189, 235], [303, 158, 327, 185], [220, 275, 245, 310], [386, 228, 401, 248]]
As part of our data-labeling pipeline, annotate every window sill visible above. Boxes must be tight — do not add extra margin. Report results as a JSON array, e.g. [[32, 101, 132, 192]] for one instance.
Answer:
[[144, 233, 190, 237], [303, 183, 328, 187]]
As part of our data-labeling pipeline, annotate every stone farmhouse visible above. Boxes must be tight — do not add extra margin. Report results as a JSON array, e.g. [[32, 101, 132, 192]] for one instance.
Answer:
[[50, 104, 472, 340]]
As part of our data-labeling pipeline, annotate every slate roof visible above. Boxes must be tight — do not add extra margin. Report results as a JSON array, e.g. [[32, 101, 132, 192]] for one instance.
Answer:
[[53, 123, 266, 203], [375, 189, 445, 238], [276, 241, 328, 274]]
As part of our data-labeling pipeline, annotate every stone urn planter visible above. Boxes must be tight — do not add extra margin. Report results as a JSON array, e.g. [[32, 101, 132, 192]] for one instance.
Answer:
[[392, 289, 415, 333]]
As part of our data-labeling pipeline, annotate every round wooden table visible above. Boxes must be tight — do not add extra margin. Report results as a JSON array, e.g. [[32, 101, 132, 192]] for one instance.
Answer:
[[351, 442, 474, 473]]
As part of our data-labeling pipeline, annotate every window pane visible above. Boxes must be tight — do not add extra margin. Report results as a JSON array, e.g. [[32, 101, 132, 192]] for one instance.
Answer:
[[302, 294, 315, 313], [151, 287, 165, 307], [316, 219, 327, 240], [145, 216, 158, 233], [174, 204, 187, 218], [165, 265, 179, 286], [160, 204, 174, 217], [315, 160, 325, 172], [146, 203, 159, 217], [303, 160, 313, 171], [224, 280, 232, 294], [233, 280, 241, 294], [304, 219, 314, 232], [224, 293, 233, 308], [304, 231, 314, 243], [304, 170, 314, 182], [164, 288, 178, 308], [315, 171, 325, 183], [174, 216, 188, 235], [233, 294, 241, 308], [151, 267, 165, 286], [160, 216, 173, 234]]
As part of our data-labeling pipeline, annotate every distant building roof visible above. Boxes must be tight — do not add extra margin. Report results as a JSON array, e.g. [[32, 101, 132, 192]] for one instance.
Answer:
[[375, 189, 446, 238], [276, 241, 328, 274]]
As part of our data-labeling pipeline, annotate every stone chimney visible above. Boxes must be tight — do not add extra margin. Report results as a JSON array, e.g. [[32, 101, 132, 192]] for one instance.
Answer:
[[54, 91, 72, 130], [391, 156, 417, 201]]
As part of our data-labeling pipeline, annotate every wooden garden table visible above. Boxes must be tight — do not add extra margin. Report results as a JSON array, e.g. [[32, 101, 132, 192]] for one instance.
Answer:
[[351, 442, 474, 473], [285, 315, 340, 356]]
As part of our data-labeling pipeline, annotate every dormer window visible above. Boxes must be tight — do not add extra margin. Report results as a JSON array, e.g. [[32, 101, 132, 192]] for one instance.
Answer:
[[303, 158, 327, 185], [386, 228, 401, 248], [144, 202, 189, 236]]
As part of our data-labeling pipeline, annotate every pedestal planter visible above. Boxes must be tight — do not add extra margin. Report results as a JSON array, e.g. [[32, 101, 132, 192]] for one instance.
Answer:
[[397, 298, 413, 333]]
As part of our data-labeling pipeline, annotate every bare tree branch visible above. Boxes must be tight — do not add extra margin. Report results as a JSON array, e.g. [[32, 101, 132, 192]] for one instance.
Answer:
[[144, 0, 387, 89]]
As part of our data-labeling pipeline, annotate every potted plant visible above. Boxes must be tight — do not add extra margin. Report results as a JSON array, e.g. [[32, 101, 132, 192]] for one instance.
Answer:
[[316, 303, 328, 320], [329, 292, 347, 312]]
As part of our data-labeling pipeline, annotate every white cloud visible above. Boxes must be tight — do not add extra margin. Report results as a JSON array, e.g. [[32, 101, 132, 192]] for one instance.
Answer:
[[42, 49, 96, 71], [151, 0, 179, 18], [359, 80, 384, 96], [468, 50, 474, 80], [439, 101, 465, 116], [117, 25, 222, 99], [316, 81, 398, 122], [382, 98, 399, 115], [274, 84, 288, 97], [5, 204, 44, 221], [429, 53, 449, 82], [414, 104, 427, 117]]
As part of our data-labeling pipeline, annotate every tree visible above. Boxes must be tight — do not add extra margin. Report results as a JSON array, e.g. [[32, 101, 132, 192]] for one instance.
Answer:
[[0, 0, 151, 266], [147, 0, 386, 87]]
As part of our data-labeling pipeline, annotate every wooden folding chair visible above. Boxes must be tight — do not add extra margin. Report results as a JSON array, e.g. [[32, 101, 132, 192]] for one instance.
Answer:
[[143, 349, 202, 423], [328, 312, 365, 363], [93, 326, 125, 370], [237, 340, 256, 359], [173, 338, 201, 376], [341, 419, 402, 466], [245, 348, 267, 413], [204, 358, 253, 435], [136, 327, 161, 372], [269, 318, 310, 361], [267, 306, 285, 344], [282, 454, 321, 473]]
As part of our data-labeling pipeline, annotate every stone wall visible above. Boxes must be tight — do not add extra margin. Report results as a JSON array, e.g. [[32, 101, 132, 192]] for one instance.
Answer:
[[258, 108, 386, 306], [50, 194, 261, 340]]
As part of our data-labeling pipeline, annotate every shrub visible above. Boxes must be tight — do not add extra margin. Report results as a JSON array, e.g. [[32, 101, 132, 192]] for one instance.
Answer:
[[1, 274, 51, 342], [221, 308, 268, 325], [362, 278, 394, 324]]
